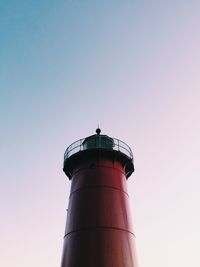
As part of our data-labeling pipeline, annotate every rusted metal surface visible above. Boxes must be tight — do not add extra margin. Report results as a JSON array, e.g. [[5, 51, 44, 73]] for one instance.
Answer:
[[61, 158, 137, 267]]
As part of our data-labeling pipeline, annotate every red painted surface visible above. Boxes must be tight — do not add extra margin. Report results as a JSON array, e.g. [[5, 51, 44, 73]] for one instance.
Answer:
[[61, 158, 137, 267]]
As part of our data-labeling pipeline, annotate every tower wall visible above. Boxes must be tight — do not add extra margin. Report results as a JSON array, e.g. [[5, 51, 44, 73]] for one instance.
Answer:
[[61, 157, 137, 267]]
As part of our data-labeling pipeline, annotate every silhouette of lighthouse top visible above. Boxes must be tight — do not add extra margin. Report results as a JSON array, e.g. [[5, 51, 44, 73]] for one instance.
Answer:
[[63, 128, 134, 179]]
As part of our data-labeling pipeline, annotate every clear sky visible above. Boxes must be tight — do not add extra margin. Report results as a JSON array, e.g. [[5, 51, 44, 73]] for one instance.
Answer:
[[1, 1, 200, 267]]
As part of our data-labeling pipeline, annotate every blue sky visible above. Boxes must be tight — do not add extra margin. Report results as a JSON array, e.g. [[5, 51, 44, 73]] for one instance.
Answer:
[[1, 1, 200, 267]]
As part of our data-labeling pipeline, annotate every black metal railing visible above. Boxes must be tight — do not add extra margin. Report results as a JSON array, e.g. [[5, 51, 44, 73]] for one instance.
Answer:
[[64, 137, 133, 160]]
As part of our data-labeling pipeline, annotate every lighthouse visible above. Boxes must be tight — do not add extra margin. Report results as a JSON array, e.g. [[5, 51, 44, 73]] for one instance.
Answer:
[[61, 129, 138, 267]]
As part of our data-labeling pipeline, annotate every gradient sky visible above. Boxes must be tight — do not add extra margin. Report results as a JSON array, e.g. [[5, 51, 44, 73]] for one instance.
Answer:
[[1, 1, 200, 267]]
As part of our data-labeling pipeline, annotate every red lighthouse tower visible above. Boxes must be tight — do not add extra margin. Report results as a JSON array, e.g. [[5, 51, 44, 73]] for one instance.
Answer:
[[61, 129, 138, 267]]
